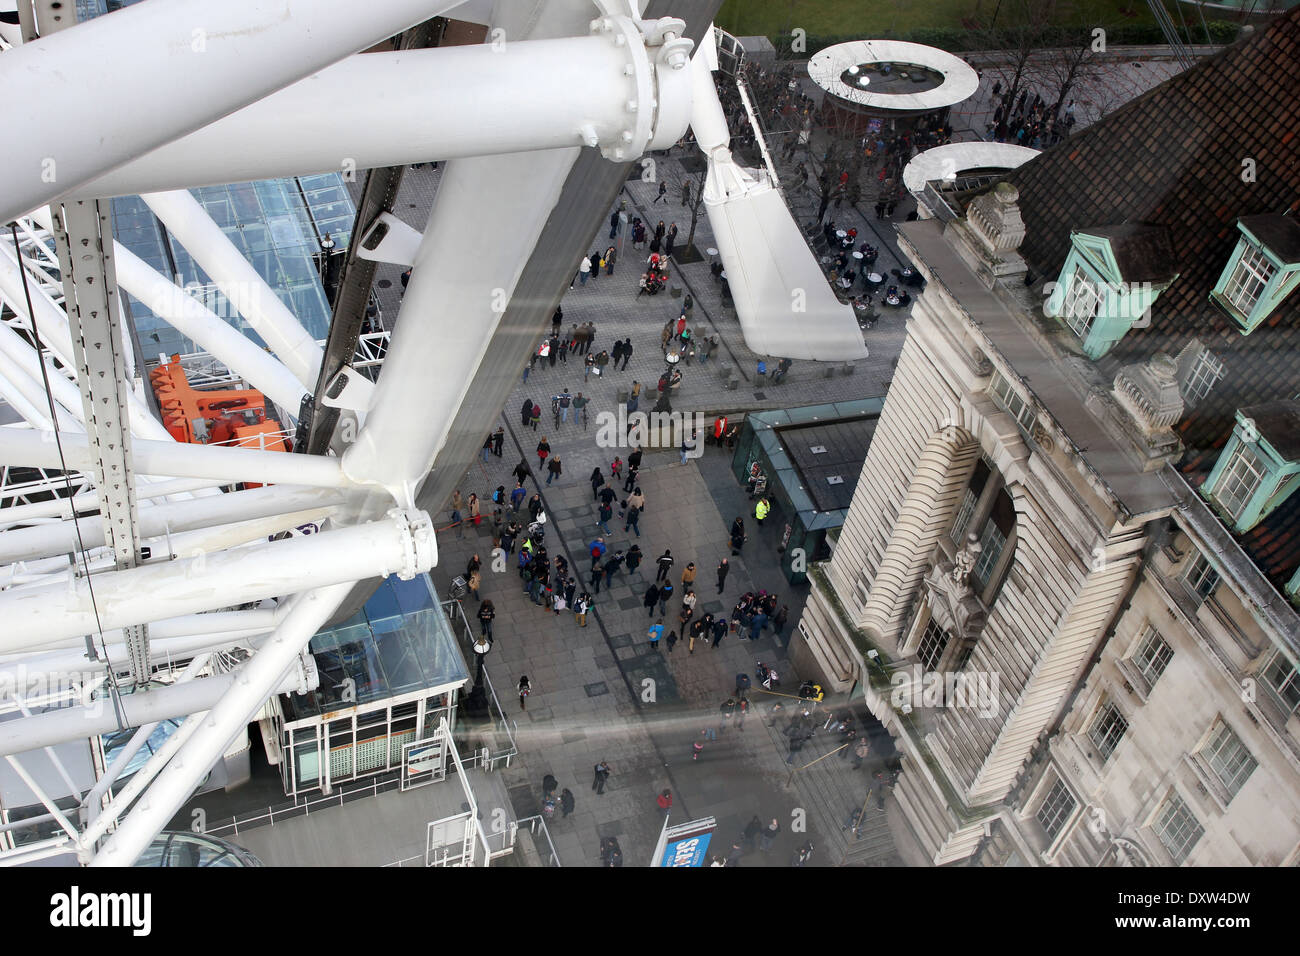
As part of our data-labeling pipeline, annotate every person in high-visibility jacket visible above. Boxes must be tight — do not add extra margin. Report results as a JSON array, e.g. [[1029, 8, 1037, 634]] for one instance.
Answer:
[[755, 496, 771, 526]]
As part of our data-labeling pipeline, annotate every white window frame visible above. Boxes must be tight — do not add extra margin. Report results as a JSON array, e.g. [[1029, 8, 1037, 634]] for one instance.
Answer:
[[989, 372, 1037, 435], [1132, 624, 1173, 690], [1152, 791, 1204, 865], [971, 521, 1007, 591], [1035, 778, 1077, 842], [1199, 719, 1256, 801], [1182, 348, 1225, 405], [1222, 241, 1275, 316], [1214, 440, 1267, 521], [1087, 699, 1129, 762], [1261, 649, 1300, 717], [950, 488, 977, 544], [1061, 264, 1102, 339], [917, 618, 950, 672], [1182, 554, 1220, 607]]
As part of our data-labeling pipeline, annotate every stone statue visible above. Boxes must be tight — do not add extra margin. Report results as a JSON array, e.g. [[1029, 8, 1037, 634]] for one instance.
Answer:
[[952, 532, 982, 585]]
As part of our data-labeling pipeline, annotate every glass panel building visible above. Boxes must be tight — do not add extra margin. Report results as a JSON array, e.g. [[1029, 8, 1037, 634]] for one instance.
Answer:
[[276, 575, 471, 797]]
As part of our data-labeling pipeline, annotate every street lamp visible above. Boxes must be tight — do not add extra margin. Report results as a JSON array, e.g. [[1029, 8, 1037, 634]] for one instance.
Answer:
[[465, 636, 492, 716]]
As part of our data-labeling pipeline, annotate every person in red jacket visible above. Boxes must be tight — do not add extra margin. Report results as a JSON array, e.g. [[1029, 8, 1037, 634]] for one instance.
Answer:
[[656, 789, 673, 814]]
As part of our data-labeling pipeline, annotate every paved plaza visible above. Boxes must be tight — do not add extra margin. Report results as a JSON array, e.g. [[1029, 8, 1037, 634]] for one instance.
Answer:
[[311, 45, 1196, 868]]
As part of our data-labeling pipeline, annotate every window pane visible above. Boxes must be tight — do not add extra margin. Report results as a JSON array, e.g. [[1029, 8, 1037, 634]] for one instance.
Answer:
[[1154, 793, 1203, 864], [1035, 779, 1076, 840], [1215, 442, 1266, 520], [1134, 626, 1173, 688], [1088, 701, 1128, 761], [918, 619, 949, 671], [1201, 720, 1256, 799]]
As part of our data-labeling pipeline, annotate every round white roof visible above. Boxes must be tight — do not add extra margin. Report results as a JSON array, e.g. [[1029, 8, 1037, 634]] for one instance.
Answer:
[[902, 142, 1040, 194], [808, 40, 979, 112]]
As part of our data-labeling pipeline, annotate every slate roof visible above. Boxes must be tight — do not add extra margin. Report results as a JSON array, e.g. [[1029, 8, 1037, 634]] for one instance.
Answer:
[[1075, 224, 1179, 284], [995, 9, 1300, 598]]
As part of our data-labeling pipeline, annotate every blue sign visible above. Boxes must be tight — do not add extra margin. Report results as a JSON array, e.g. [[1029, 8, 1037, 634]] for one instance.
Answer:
[[660, 831, 712, 867]]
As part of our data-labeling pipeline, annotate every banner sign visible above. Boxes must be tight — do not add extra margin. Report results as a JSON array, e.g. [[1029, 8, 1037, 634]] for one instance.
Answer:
[[657, 817, 717, 867]]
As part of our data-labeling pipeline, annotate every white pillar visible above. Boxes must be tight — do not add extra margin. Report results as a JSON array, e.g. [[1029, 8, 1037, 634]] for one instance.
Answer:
[[0, 0, 466, 225], [140, 190, 325, 391], [83, 38, 662, 195], [0, 509, 434, 649], [91, 583, 353, 866], [342, 148, 580, 497], [0, 428, 352, 490]]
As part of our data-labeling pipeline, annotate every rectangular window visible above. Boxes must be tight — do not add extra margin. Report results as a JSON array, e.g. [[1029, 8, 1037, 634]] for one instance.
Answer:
[[1132, 625, 1174, 689], [1223, 242, 1274, 315], [1062, 265, 1102, 339], [1035, 779, 1077, 841], [1182, 349, 1225, 405], [971, 521, 1007, 591], [1261, 650, 1300, 716], [1200, 720, 1256, 800], [1153, 792, 1204, 865], [1087, 700, 1129, 762], [1214, 441, 1267, 521], [1182, 555, 1220, 606], [990, 372, 1037, 435], [950, 488, 977, 544], [917, 619, 950, 672]]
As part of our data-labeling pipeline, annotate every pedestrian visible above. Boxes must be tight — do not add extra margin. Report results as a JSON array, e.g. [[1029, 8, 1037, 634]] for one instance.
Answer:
[[656, 789, 673, 814], [574, 591, 592, 627], [730, 516, 746, 555], [579, 255, 591, 285], [468, 493, 481, 527], [759, 818, 780, 852], [572, 391, 589, 429], [624, 500, 641, 536], [624, 544, 643, 574], [529, 402, 541, 431], [605, 245, 617, 276], [853, 735, 872, 769], [546, 455, 562, 486], [589, 536, 607, 570], [773, 604, 789, 637], [692, 738, 704, 761], [619, 338, 632, 371], [543, 773, 558, 799], [477, 599, 495, 638], [711, 615, 727, 649], [592, 760, 611, 794], [536, 436, 550, 470], [643, 583, 660, 618], [657, 581, 673, 616], [517, 675, 531, 711], [655, 549, 674, 582], [492, 426, 504, 457], [680, 562, 696, 590], [725, 840, 744, 867], [743, 815, 763, 851], [654, 181, 667, 204], [716, 558, 729, 593], [597, 501, 613, 535], [648, 618, 664, 650], [561, 788, 576, 818], [666, 629, 678, 652], [482, 432, 493, 463], [467, 567, 481, 602]]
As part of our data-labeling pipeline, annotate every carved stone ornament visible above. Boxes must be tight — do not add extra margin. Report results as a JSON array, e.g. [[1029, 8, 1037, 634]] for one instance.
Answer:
[[924, 552, 989, 644]]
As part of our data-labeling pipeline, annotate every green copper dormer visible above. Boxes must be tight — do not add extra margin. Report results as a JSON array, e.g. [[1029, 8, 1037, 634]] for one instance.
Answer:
[[1201, 402, 1300, 533], [1210, 214, 1300, 334], [1044, 224, 1178, 359]]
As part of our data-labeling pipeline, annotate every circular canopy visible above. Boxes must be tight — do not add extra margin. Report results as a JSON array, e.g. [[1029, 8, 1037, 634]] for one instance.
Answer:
[[901, 142, 1040, 194], [808, 40, 978, 112]]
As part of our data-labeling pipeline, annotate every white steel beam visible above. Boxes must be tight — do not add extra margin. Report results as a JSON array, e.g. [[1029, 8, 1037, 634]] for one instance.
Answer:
[[141, 190, 325, 391], [0, 484, 352, 565], [91, 583, 353, 866], [0, 428, 353, 490], [82, 36, 689, 196], [0, 508, 434, 649], [342, 148, 580, 498], [0, 0, 466, 226], [0, 660, 308, 759]]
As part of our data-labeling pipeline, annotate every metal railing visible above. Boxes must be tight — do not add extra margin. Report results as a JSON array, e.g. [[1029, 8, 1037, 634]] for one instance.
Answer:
[[516, 814, 563, 867], [204, 771, 403, 838], [441, 598, 519, 770], [353, 330, 390, 379]]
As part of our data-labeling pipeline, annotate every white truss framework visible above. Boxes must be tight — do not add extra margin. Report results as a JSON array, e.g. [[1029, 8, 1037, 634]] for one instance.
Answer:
[[0, 0, 859, 866]]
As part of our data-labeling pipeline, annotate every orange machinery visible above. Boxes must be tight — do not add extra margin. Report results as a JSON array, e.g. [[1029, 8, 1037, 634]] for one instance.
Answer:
[[149, 356, 290, 487]]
